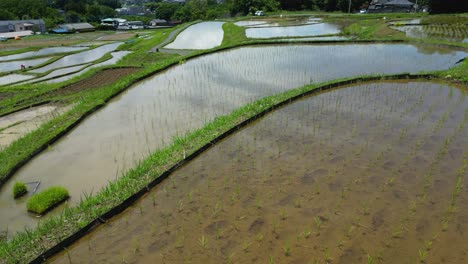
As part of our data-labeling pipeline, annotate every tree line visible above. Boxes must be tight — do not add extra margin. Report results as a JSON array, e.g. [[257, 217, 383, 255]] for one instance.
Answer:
[[0, 0, 466, 28]]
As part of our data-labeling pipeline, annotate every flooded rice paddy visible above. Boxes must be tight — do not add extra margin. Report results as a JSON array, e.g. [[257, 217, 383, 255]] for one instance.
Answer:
[[392, 25, 468, 43], [0, 105, 72, 150], [21, 64, 91, 85], [44, 51, 131, 84], [280, 36, 350, 41], [0, 43, 466, 234], [0, 57, 51, 73], [235, 16, 322, 28], [0, 74, 34, 86], [29, 42, 122, 74], [50, 81, 468, 264], [245, 23, 341, 38], [0, 47, 87, 61], [165, 22, 225, 50]]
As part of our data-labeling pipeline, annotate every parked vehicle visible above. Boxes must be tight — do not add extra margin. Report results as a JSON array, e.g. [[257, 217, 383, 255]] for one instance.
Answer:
[[255, 11, 265, 16], [128, 21, 144, 30], [117, 23, 129, 30], [0, 36, 7, 42]]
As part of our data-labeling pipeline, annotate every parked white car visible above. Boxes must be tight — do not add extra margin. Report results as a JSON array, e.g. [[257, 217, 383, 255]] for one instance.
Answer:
[[255, 11, 265, 16], [117, 23, 129, 30]]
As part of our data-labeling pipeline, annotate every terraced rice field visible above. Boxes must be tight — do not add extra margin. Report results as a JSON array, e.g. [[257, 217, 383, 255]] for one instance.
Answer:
[[50, 81, 468, 264]]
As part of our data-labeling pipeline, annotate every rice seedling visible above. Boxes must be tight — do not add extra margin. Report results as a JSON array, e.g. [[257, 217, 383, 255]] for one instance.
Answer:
[[418, 249, 427, 263], [12, 181, 28, 199], [324, 248, 333, 263], [198, 235, 208, 250], [283, 242, 291, 256], [242, 241, 252, 252], [26, 186, 69, 215], [314, 216, 322, 230]]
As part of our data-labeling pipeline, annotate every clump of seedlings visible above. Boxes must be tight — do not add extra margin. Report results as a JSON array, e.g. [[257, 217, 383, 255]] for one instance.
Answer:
[[12, 181, 28, 199], [26, 186, 69, 215]]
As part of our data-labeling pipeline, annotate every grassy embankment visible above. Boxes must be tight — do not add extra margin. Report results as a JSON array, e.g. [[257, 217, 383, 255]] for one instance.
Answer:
[[0, 13, 467, 263]]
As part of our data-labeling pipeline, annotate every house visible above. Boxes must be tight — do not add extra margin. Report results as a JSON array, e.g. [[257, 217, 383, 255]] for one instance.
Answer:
[[0, 20, 46, 33], [150, 19, 169, 27], [52, 23, 95, 33], [101, 18, 127, 26], [368, 0, 415, 13]]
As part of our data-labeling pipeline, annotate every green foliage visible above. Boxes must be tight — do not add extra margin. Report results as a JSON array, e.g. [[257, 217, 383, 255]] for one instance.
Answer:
[[26, 186, 69, 215], [0, 9, 17, 20], [12, 182, 27, 199], [150, 2, 184, 20], [86, 5, 116, 23]]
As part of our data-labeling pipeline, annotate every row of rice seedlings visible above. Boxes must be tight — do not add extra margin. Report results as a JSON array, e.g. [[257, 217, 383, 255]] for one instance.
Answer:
[[373, 107, 466, 260], [415, 110, 468, 260], [332, 87, 460, 261], [286, 86, 416, 261], [421, 25, 468, 38]]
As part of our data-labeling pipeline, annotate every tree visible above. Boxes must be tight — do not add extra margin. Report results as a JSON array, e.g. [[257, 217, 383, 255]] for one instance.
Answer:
[[153, 2, 182, 20], [0, 10, 17, 20], [87, 4, 116, 22], [97, 0, 121, 9], [430, 0, 468, 14]]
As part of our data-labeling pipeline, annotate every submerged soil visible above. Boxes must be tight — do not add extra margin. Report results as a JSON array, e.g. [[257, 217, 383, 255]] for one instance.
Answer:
[[0, 104, 72, 150], [51, 67, 140, 96], [50, 81, 468, 264]]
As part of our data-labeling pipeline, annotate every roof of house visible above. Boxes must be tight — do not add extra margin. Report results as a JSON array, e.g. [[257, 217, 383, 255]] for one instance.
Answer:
[[151, 19, 167, 23], [61, 23, 95, 30], [0, 19, 45, 26], [386, 0, 414, 6]]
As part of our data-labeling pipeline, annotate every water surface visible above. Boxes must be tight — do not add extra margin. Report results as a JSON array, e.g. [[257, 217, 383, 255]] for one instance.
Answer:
[[392, 25, 468, 43], [0, 58, 51, 73], [50, 81, 468, 264], [165, 22, 225, 50], [246, 23, 341, 38], [44, 51, 131, 84], [0, 43, 466, 234], [0, 74, 34, 86], [29, 42, 122, 73], [0, 47, 87, 61]]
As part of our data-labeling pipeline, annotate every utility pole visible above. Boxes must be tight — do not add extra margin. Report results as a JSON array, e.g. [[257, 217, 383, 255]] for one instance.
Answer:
[[348, 0, 352, 13]]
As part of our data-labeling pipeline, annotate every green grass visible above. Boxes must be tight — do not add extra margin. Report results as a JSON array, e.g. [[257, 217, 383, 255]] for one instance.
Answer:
[[221, 23, 247, 46], [0, 13, 467, 263], [26, 186, 69, 215], [12, 181, 27, 199]]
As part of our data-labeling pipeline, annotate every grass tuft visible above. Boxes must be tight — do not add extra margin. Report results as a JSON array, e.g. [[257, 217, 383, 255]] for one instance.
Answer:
[[12, 181, 27, 199], [26, 186, 70, 215]]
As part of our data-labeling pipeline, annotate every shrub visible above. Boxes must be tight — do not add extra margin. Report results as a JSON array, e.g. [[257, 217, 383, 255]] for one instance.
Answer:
[[26, 186, 70, 215], [12, 182, 28, 199]]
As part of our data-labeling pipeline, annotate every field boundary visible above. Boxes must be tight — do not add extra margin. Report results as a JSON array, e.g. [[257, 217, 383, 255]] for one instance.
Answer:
[[30, 73, 434, 263], [2, 39, 452, 189]]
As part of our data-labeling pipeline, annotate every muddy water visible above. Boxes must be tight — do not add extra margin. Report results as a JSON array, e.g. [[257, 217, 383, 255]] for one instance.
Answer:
[[0, 105, 73, 150], [49, 81, 468, 264], [0, 43, 466, 234], [165, 22, 225, 50], [246, 23, 341, 38], [29, 42, 122, 74], [0, 47, 87, 61]]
